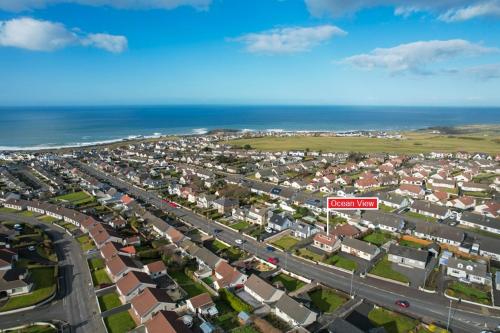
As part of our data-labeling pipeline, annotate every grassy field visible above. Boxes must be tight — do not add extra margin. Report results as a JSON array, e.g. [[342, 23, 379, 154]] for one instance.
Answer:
[[325, 254, 357, 271], [271, 273, 305, 292], [104, 311, 136, 333], [0, 267, 56, 312], [398, 239, 425, 249], [230, 132, 500, 154], [308, 288, 348, 313], [368, 307, 419, 333], [38, 215, 59, 223], [98, 292, 122, 311], [370, 256, 409, 284], [271, 235, 300, 250]]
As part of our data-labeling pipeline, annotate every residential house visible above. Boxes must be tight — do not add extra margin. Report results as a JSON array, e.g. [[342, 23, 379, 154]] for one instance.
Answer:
[[459, 212, 500, 234], [268, 213, 294, 232], [144, 261, 167, 279], [106, 254, 142, 282], [145, 311, 193, 333], [312, 233, 340, 253], [212, 261, 247, 290], [131, 287, 176, 324], [387, 244, 428, 269], [395, 184, 425, 199], [0, 268, 33, 296], [116, 271, 156, 302], [243, 274, 284, 304], [413, 223, 464, 247], [213, 197, 239, 216], [362, 211, 405, 233], [410, 200, 451, 220], [425, 191, 449, 205], [446, 258, 489, 285], [274, 294, 317, 327], [447, 197, 476, 210], [341, 238, 380, 261], [247, 206, 270, 225], [186, 292, 218, 316], [375, 192, 410, 209], [292, 221, 319, 239]]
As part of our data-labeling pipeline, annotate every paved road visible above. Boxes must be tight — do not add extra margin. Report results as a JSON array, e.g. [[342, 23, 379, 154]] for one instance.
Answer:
[[0, 213, 105, 333], [76, 162, 500, 333]]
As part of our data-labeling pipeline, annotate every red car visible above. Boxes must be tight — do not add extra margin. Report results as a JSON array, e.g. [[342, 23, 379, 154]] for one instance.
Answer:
[[267, 257, 279, 264], [395, 300, 410, 308]]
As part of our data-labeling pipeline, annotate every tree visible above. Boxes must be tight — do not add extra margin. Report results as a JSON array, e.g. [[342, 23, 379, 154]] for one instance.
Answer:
[[243, 144, 252, 150]]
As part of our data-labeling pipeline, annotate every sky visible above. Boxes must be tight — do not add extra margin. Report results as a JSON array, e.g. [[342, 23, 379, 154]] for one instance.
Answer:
[[0, 0, 500, 106]]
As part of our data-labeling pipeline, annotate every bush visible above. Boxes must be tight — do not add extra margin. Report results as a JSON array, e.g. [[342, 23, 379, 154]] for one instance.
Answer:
[[219, 289, 252, 313]]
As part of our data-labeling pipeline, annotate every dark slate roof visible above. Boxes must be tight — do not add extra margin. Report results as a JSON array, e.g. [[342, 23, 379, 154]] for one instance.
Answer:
[[275, 294, 315, 324], [461, 212, 500, 229], [362, 211, 404, 229], [342, 237, 379, 256], [388, 244, 428, 263]]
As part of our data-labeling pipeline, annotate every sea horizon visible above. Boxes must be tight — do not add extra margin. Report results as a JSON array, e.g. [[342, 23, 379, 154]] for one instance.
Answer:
[[0, 105, 499, 151]]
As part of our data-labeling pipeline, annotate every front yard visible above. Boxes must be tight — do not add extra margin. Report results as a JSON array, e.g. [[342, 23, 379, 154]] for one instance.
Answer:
[[271, 235, 300, 251], [271, 273, 305, 292], [229, 221, 252, 231], [104, 311, 136, 333], [308, 288, 348, 313], [369, 256, 409, 284], [98, 292, 122, 311], [368, 307, 418, 333], [324, 254, 358, 271], [0, 266, 57, 312], [446, 281, 491, 305]]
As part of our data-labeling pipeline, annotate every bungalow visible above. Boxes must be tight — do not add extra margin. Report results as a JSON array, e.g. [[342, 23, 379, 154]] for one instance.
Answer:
[[243, 274, 284, 304], [413, 223, 464, 247], [388, 244, 428, 269], [474, 201, 500, 218], [0, 248, 17, 271], [0, 268, 33, 296], [148, 216, 170, 238], [131, 287, 176, 324], [116, 271, 156, 303], [354, 178, 380, 191], [430, 179, 456, 189], [375, 192, 410, 209], [312, 233, 340, 253], [395, 184, 425, 199], [213, 197, 239, 216], [446, 258, 489, 285], [165, 227, 184, 244], [192, 248, 224, 278], [89, 223, 123, 249], [401, 177, 424, 186], [410, 200, 451, 220], [3, 199, 28, 211], [362, 211, 405, 233], [330, 224, 361, 239], [292, 221, 319, 239], [144, 261, 167, 279], [268, 213, 294, 232], [274, 294, 317, 327], [145, 311, 193, 333], [106, 254, 142, 282], [341, 237, 380, 261], [461, 182, 490, 192], [186, 292, 218, 316], [425, 191, 448, 206], [212, 261, 247, 290], [459, 212, 500, 234], [446, 197, 476, 210]]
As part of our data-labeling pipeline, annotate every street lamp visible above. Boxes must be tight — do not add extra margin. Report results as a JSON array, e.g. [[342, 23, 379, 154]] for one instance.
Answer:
[[446, 299, 452, 332], [350, 272, 355, 298]]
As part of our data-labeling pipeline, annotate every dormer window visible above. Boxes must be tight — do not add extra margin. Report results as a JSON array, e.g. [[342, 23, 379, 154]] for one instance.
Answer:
[[466, 265, 473, 271], [457, 263, 463, 269]]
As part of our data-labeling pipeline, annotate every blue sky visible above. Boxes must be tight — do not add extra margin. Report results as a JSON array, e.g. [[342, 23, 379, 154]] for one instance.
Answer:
[[0, 0, 500, 106]]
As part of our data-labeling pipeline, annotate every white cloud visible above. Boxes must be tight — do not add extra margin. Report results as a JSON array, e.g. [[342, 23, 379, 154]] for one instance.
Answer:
[[304, 0, 500, 21], [0, 17, 127, 52], [0, 0, 211, 12], [230, 25, 346, 54], [466, 63, 500, 80], [343, 39, 497, 75], [438, 1, 500, 22]]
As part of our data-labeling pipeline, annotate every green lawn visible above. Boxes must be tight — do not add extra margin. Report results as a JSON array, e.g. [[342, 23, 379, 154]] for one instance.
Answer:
[[271, 273, 305, 292], [368, 307, 419, 333], [213, 299, 239, 330], [18, 210, 35, 217], [232, 326, 260, 333], [363, 231, 393, 246], [5, 325, 56, 333], [0, 267, 56, 312], [298, 248, 325, 262], [398, 239, 425, 249], [91, 268, 112, 286], [379, 204, 395, 213], [0, 207, 19, 213], [271, 235, 300, 250], [76, 235, 95, 252], [404, 211, 437, 223], [56, 191, 91, 203], [370, 256, 409, 284], [207, 239, 229, 252], [169, 270, 208, 297], [328, 215, 347, 226], [447, 282, 491, 305], [325, 255, 357, 271], [38, 215, 59, 223], [89, 257, 105, 270], [308, 288, 348, 313], [98, 292, 122, 311], [463, 191, 491, 198], [104, 311, 136, 333], [230, 221, 251, 231], [230, 132, 500, 154]]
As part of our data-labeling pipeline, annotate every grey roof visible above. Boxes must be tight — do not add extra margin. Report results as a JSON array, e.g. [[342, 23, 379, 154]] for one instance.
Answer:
[[388, 244, 428, 263], [193, 248, 223, 269], [213, 197, 239, 207], [244, 274, 278, 300], [328, 318, 364, 333], [292, 221, 317, 234], [275, 294, 315, 324], [461, 212, 500, 229], [447, 257, 487, 278], [414, 223, 464, 243], [411, 200, 448, 216], [342, 237, 379, 256], [0, 268, 30, 292], [362, 211, 404, 229], [269, 213, 293, 227], [376, 192, 407, 205]]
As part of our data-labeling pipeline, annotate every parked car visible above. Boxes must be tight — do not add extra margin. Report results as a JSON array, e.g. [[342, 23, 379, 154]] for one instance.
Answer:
[[235, 239, 243, 245], [265, 227, 273, 233], [395, 300, 410, 308], [266, 246, 275, 252], [28, 245, 36, 251], [267, 257, 279, 264]]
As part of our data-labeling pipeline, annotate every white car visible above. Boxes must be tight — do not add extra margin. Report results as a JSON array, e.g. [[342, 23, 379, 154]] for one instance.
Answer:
[[28, 246, 36, 251], [235, 239, 243, 245], [265, 227, 273, 233]]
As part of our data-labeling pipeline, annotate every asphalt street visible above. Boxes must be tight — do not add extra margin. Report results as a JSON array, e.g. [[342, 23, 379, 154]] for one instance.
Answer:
[[77, 162, 500, 333], [0, 213, 105, 333]]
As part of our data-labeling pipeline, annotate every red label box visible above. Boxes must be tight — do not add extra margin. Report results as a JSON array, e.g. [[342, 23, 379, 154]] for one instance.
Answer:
[[327, 197, 379, 210]]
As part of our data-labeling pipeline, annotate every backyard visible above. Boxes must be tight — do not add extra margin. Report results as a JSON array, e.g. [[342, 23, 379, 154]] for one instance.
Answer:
[[76, 235, 95, 252], [104, 311, 136, 333], [308, 288, 348, 313], [363, 231, 393, 246], [404, 211, 437, 223], [91, 268, 112, 286], [368, 307, 419, 333], [271, 235, 300, 250], [98, 292, 122, 311], [169, 269, 208, 297], [370, 256, 410, 284]]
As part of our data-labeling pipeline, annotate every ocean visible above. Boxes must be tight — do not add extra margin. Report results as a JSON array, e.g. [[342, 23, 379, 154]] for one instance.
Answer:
[[0, 105, 499, 150]]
